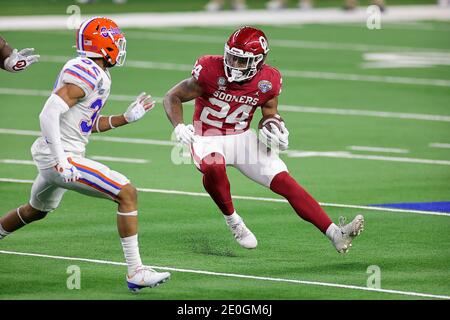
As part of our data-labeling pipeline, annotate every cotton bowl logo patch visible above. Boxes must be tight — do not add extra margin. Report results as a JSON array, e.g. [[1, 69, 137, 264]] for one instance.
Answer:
[[217, 77, 227, 86], [258, 80, 272, 93]]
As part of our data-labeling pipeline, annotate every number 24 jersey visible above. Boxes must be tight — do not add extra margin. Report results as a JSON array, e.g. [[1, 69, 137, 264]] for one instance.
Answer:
[[191, 55, 282, 136]]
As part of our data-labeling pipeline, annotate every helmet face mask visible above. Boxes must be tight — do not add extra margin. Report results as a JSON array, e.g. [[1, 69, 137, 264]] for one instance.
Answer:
[[223, 26, 269, 83], [114, 36, 127, 67], [224, 44, 264, 82]]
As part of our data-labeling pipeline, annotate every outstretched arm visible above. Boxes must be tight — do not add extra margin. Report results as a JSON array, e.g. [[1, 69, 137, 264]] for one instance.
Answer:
[[163, 77, 203, 128], [92, 92, 155, 133], [0, 35, 39, 72]]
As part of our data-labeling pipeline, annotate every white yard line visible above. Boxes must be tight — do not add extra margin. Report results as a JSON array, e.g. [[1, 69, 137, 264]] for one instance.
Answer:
[[35, 28, 450, 52], [2, 87, 450, 123], [285, 150, 450, 166], [278, 105, 450, 122], [429, 143, 450, 149], [347, 146, 409, 154], [1, 178, 449, 217], [0, 249, 448, 299], [1, 128, 450, 168], [0, 157, 148, 165], [0, 159, 35, 165], [37, 55, 450, 88], [0, 127, 176, 147], [124, 30, 450, 53]]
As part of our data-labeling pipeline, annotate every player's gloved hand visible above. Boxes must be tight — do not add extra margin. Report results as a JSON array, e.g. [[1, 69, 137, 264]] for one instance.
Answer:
[[124, 92, 156, 123], [260, 122, 289, 151], [54, 158, 81, 183], [4, 48, 40, 73], [174, 123, 196, 145]]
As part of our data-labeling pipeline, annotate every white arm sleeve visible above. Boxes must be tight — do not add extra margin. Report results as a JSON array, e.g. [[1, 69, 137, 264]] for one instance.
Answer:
[[39, 93, 70, 163]]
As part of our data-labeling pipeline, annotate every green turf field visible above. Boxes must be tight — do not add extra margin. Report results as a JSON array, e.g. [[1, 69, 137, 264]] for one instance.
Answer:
[[0, 19, 450, 300]]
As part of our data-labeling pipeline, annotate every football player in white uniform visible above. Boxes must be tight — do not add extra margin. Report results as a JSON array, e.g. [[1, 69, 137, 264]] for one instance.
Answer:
[[0, 17, 170, 292]]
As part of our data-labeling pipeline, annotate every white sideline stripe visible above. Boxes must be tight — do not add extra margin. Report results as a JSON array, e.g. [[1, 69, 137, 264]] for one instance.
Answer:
[[286, 150, 450, 166], [0, 250, 448, 300], [1, 6, 450, 30], [429, 143, 450, 149], [347, 146, 409, 154], [2, 87, 450, 123], [38, 55, 450, 88], [1, 178, 449, 217]]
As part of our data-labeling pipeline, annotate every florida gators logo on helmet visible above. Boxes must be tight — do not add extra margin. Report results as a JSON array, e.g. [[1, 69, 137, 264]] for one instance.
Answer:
[[76, 17, 126, 67]]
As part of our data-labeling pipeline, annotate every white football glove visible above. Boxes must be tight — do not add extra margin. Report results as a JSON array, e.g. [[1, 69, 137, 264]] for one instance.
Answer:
[[54, 158, 81, 183], [4, 48, 40, 73], [174, 123, 196, 145], [124, 92, 156, 123], [260, 122, 289, 151]]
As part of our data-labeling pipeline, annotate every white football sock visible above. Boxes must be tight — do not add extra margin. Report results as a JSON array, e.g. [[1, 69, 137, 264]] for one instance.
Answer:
[[325, 223, 339, 240], [224, 211, 240, 225], [120, 234, 143, 275], [0, 222, 10, 240]]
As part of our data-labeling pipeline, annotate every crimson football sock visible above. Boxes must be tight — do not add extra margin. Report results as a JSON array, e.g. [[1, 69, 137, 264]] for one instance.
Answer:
[[200, 153, 235, 215], [270, 171, 332, 233]]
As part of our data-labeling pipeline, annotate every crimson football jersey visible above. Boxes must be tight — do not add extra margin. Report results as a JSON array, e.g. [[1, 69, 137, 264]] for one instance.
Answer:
[[191, 55, 282, 136]]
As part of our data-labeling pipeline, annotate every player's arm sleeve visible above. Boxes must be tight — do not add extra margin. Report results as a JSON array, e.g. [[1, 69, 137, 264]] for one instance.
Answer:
[[39, 94, 70, 162], [191, 56, 208, 86], [60, 64, 96, 97], [269, 68, 283, 100]]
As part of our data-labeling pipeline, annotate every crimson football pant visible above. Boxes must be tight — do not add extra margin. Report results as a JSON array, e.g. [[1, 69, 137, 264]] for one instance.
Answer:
[[199, 153, 333, 233]]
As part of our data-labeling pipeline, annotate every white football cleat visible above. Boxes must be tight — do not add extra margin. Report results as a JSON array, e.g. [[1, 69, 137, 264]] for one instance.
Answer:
[[328, 215, 365, 253], [227, 217, 258, 249], [126, 266, 171, 293]]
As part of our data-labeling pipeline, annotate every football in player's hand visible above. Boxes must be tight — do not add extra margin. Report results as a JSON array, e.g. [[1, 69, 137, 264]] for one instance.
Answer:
[[258, 114, 284, 132]]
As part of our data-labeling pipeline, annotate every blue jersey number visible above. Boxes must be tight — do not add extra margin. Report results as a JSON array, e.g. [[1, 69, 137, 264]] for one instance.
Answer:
[[80, 99, 102, 134]]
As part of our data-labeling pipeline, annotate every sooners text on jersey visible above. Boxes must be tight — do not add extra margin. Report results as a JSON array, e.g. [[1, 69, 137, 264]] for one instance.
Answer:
[[191, 55, 282, 136]]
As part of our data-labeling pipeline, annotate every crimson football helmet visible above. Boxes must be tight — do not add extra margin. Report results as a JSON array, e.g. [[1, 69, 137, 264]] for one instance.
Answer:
[[76, 17, 126, 67], [224, 26, 269, 82]]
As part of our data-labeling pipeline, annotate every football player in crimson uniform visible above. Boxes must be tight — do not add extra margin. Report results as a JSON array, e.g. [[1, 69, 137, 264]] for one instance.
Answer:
[[0, 17, 170, 291], [164, 26, 364, 253], [0, 35, 39, 72]]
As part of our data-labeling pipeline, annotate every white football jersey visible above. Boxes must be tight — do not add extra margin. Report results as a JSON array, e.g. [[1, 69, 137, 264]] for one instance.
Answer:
[[32, 57, 111, 169]]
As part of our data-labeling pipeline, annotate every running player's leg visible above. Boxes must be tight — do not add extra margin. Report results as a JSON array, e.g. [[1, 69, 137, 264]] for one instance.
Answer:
[[191, 135, 257, 248], [234, 130, 333, 231], [233, 130, 363, 252], [0, 172, 66, 239], [57, 157, 170, 290]]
